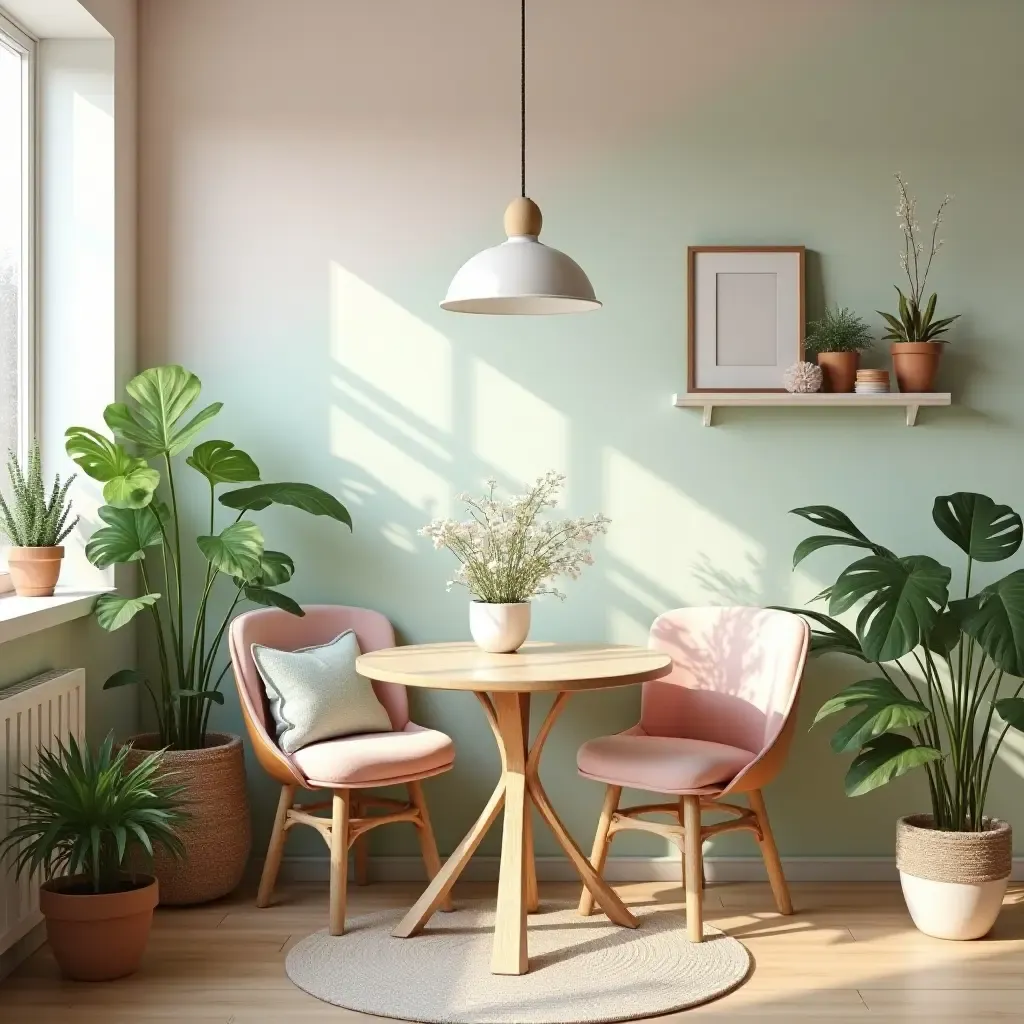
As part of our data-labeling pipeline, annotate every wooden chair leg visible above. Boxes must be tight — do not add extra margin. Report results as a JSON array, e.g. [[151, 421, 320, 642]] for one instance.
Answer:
[[351, 796, 369, 885], [682, 795, 703, 943], [578, 785, 621, 916], [408, 779, 452, 912], [329, 789, 351, 936], [749, 788, 792, 915], [257, 783, 294, 909]]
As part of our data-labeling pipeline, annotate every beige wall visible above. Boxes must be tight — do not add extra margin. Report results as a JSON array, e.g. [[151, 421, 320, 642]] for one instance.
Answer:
[[137, 0, 1024, 864]]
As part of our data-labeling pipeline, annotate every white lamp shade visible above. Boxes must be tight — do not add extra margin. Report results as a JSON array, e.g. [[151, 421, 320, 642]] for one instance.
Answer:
[[441, 236, 601, 315]]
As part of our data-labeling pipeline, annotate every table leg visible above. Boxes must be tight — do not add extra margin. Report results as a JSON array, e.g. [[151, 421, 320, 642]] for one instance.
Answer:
[[527, 693, 639, 930], [491, 692, 530, 974], [521, 694, 539, 914]]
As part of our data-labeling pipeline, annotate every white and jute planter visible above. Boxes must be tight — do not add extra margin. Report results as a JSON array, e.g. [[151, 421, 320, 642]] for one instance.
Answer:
[[469, 601, 531, 653], [896, 814, 1012, 940]]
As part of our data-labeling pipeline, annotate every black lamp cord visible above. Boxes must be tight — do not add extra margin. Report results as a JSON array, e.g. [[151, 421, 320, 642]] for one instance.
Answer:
[[520, 0, 526, 199]]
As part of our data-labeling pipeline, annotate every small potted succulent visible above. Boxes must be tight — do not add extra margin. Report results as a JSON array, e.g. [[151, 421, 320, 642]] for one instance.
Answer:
[[804, 306, 873, 393], [0, 441, 78, 596], [0, 733, 184, 980], [779, 493, 1024, 940], [879, 174, 960, 393], [421, 471, 609, 653]]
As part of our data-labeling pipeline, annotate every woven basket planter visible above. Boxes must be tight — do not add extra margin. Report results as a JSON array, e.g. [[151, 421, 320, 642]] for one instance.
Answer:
[[122, 733, 251, 906], [896, 814, 1012, 940]]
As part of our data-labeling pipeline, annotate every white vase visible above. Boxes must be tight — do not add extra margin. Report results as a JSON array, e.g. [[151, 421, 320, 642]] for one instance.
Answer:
[[469, 601, 531, 653], [896, 814, 1011, 940]]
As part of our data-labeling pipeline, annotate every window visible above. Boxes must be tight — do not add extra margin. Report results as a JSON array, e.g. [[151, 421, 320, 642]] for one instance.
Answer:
[[0, 12, 33, 468]]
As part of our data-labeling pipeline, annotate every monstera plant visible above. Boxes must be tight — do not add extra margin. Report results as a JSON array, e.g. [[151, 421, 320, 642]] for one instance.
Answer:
[[65, 365, 351, 751], [780, 493, 1024, 938]]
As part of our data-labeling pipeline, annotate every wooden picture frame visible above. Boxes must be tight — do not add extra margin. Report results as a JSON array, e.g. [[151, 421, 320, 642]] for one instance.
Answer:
[[686, 246, 805, 393]]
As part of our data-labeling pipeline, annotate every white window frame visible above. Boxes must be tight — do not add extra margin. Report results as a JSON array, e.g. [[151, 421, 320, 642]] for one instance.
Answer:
[[0, 10, 36, 594]]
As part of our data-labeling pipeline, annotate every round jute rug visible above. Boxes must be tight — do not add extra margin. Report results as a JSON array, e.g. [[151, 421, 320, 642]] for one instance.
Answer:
[[285, 901, 752, 1023]]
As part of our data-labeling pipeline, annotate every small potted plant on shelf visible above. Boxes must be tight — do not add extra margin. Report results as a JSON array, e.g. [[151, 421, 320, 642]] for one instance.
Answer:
[[778, 492, 1024, 940], [879, 173, 960, 393], [0, 442, 78, 597], [64, 364, 353, 905], [804, 306, 873, 393], [420, 471, 609, 653], [0, 733, 184, 981]]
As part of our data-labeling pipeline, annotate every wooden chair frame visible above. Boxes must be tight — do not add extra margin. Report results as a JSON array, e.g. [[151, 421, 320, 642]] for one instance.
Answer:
[[578, 786, 791, 941], [257, 779, 450, 935]]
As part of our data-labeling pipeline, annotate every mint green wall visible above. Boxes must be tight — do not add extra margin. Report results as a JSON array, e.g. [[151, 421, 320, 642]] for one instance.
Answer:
[[137, 0, 1024, 861]]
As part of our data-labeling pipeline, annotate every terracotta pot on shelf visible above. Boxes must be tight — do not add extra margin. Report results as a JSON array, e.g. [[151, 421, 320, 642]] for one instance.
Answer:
[[39, 874, 159, 981], [891, 342, 944, 393], [897, 815, 1011, 940], [6, 546, 64, 597], [816, 351, 859, 393], [120, 733, 250, 905]]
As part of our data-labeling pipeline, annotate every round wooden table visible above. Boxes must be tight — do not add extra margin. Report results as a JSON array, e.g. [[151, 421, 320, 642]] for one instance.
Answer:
[[355, 640, 673, 975]]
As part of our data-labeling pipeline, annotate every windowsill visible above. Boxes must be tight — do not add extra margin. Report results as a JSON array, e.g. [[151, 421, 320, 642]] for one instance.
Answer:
[[0, 586, 110, 645]]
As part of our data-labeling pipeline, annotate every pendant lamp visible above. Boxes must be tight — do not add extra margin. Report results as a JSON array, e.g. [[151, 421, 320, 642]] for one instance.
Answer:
[[441, 0, 601, 314]]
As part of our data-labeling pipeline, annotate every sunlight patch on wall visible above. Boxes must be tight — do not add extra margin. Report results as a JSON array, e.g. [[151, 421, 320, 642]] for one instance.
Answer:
[[329, 261, 451, 433], [602, 448, 764, 607], [471, 360, 567, 490]]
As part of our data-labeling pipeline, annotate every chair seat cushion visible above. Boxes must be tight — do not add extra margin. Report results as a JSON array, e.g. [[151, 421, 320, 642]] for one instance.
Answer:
[[290, 723, 454, 787], [577, 732, 755, 793]]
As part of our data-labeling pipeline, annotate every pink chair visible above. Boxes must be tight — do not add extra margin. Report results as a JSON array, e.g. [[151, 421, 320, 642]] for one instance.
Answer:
[[228, 605, 455, 935], [576, 606, 809, 941]]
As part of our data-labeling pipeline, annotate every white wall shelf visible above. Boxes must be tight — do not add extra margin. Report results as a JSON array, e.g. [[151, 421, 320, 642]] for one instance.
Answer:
[[672, 392, 951, 427]]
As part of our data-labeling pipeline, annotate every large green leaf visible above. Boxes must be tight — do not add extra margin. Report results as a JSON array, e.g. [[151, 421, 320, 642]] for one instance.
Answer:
[[85, 505, 164, 569], [830, 555, 951, 662], [219, 482, 352, 528], [95, 593, 161, 631], [197, 521, 265, 580], [995, 697, 1024, 733], [933, 493, 1023, 563], [790, 506, 873, 542], [814, 677, 913, 724], [185, 440, 260, 485], [103, 669, 147, 690], [256, 550, 294, 587], [829, 697, 931, 753], [104, 366, 222, 457], [792, 535, 882, 570], [65, 428, 160, 509], [961, 570, 1024, 676], [844, 733, 943, 797], [242, 585, 304, 617], [771, 606, 866, 661]]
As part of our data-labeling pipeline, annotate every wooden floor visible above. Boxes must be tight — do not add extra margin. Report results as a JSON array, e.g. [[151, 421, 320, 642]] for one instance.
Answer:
[[2, 879, 1024, 1022]]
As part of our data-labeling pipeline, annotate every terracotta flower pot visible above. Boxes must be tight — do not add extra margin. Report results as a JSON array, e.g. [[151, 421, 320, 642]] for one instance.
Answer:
[[896, 815, 1011, 940], [891, 342, 944, 393], [39, 874, 158, 981], [7, 546, 64, 597], [121, 733, 250, 905], [816, 351, 859, 393]]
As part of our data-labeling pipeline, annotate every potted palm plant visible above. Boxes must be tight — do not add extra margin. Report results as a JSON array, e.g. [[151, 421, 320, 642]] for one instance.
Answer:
[[0, 441, 78, 596], [0, 733, 183, 980], [64, 365, 352, 904], [879, 174, 960, 393], [804, 306, 873, 393], [779, 493, 1024, 939], [420, 471, 609, 652]]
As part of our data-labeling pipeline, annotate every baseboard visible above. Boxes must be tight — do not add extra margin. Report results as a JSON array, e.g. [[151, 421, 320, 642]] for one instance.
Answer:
[[277, 854, 1024, 884], [0, 921, 45, 982]]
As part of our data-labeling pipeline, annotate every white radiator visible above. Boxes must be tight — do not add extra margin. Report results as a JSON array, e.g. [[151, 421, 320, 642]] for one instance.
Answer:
[[0, 669, 85, 957]]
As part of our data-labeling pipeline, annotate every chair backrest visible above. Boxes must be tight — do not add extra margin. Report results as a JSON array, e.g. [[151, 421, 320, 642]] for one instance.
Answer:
[[228, 605, 407, 785], [642, 607, 809, 792]]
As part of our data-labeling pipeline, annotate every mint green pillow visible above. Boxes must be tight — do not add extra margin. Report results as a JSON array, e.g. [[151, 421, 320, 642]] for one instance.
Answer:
[[251, 630, 392, 754]]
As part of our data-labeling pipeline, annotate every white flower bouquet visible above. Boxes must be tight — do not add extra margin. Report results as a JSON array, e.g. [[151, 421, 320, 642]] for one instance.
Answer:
[[420, 471, 609, 604]]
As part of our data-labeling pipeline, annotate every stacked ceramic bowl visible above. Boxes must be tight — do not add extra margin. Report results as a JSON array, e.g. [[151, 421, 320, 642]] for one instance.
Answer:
[[855, 369, 890, 394]]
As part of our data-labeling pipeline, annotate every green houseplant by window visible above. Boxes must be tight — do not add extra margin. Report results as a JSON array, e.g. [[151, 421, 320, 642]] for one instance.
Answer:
[[0, 733, 183, 980], [804, 306, 873, 393], [0, 441, 78, 597], [64, 364, 352, 903], [880, 174, 960, 393], [779, 493, 1024, 939]]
